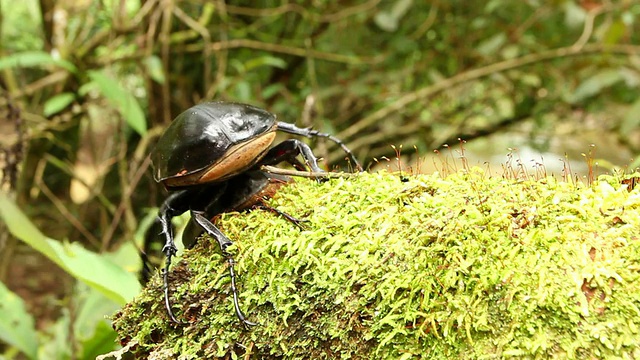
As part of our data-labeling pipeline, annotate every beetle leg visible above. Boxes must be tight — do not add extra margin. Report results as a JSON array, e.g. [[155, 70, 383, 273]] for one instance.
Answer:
[[259, 139, 324, 174], [156, 191, 192, 324], [276, 122, 363, 171], [191, 210, 257, 328], [158, 191, 192, 256], [254, 204, 308, 230], [158, 212, 185, 324]]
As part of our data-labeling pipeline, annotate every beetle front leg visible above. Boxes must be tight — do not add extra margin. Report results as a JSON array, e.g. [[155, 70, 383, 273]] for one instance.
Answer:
[[158, 212, 184, 324], [259, 139, 325, 174], [276, 122, 363, 171], [191, 210, 257, 328], [157, 191, 191, 324]]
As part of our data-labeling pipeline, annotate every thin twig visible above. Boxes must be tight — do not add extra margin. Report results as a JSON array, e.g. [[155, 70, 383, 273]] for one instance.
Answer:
[[336, 43, 640, 142], [160, 0, 173, 124], [512, 7, 551, 42], [39, 181, 102, 248], [224, 0, 380, 23], [101, 155, 152, 251], [172, 6, 211, 93], [572, 6, 609, 50], [410, 1, 439, 40], [12, 71, 69, 97], [261, 165, 358, 179], [318, 0, 380, 22], [181, 38, 381, 65], [206, 0, 228, 100]]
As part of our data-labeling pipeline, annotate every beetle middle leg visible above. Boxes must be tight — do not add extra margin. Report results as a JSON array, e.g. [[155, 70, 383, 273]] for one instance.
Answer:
[[191, 210, 257, 328]]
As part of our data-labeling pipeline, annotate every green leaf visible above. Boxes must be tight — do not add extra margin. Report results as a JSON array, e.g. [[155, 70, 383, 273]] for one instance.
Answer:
[[234, 81, 252, 101], [563, 1, 586, 28], [477, 33, 507, 56], [374, 0, 414, 32], [373, 12, 397, 32], [244, 56, 287, 71], [53, 242, 141, 304], [78, 81, 97, 97], [79, 321, 118, 360], [261, 83, 284, 100], [43, 92, 75, 116], [621, 97, 640, 134], [88, 70, 147, 135], [74, 286, 118, 337], [0, 50, 77, 73], [602, 20, 626, 45], [0, 196, 59, 259], [0, 194, 141, 304], [0, 282, 38, 360], [73, 286, 119, 359], [570, 69, 623, 103], [143, 56, 166, 84], [39, 310, 71, 359]]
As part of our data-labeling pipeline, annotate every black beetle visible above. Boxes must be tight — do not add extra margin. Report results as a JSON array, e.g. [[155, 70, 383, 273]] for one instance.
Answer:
[[149, 101, 360, 326]]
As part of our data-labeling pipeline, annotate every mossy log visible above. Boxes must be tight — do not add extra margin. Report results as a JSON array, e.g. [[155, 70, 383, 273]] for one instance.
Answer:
[[111, 170, 640, 359]]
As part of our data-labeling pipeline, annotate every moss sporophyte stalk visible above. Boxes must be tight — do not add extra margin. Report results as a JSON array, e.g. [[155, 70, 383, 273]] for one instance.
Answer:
[[111, 169, 640, 359]]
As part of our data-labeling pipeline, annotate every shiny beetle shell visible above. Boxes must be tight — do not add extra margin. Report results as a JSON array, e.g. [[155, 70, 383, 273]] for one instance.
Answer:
[[151, 102, 277, 187]]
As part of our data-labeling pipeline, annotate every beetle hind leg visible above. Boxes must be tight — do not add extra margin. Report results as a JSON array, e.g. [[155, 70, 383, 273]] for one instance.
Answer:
[[191, 210, 257, 328]]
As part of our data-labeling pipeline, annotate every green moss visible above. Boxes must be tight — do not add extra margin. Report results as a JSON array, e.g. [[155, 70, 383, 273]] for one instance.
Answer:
[[112, 170, 640, 359]]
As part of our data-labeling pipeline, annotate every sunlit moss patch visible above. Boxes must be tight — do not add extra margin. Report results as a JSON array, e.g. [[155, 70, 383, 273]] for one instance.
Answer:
[[112, 169, 640, 359]]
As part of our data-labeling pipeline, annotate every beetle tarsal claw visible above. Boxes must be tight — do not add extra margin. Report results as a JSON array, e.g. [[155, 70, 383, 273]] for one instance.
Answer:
[[225, 256, 257, 328], [161, 244, 178, 256], [162, 267, 186, 324]]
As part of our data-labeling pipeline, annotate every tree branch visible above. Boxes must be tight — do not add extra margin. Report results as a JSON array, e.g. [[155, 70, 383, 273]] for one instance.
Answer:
[[337, 44, 640, 141]]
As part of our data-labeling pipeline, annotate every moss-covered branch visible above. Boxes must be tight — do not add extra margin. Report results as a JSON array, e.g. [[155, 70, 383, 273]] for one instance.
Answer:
[[111, 170, 640, 359]]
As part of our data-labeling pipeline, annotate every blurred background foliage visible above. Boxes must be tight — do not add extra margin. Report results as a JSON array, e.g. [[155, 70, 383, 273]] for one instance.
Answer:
[[0, 0, 639, 358]]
